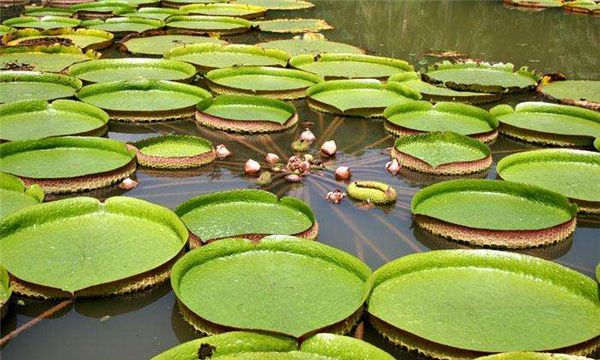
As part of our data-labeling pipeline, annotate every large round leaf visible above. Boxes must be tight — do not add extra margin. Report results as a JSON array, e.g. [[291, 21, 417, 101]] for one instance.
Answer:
[[0, 71, 82, 103], [67, 58, 196, 82], [0, 45, 97, 73], [0, 172, 44, 219]]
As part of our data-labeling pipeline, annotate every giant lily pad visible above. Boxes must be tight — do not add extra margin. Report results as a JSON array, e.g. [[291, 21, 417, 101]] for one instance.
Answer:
[[477, 352, 593, 360], [70, 2, 136, 20], [175, 189, 317, 244], [80, 17, 164, 36], [503, 0, 563, 8], [98, 0, 159, 6], [383, 101, 499, 143], [2, 16, 80, 30], [3, 28, 114, 50], [0, 196, 188, 297], [392, 132, 492, 175], [0, 25, 12, 36], [181, 3, 266, 19], [0, 45, 98, 72], [115, 7, 184, 20], [0, 99, 108, 141], [161, 0, 227, 8], [497, 149, 600, 215], [77, 79, 211, 121], [563, 0, 600, 15], [0, 71, 82, 103], [68, 58, 196, 82], [196, 94, 298, 133], [537, 77, 600, 110], [171, 237, 370, 337], [424, 61, 538, 94], [388, 72, 501, 104], [289, 53, 413, 80], [491, 102, 600, 147], [0, 136, 136, 193], [118, 29, 226, 56], [367, 250, 600, 358], [164, 43, 289, 72], [0, 266, 11, 319], [255, 18, 332, 34], [306, 79, 421, 118], [132, 134, 216, 169], [0, 172, 44, 219], [205, 66, 323, 100], [233, 0, 314, 10], [165, 15, 253, 35], [257, 35, 365, 56], [152, 332, 394, 360], [411, 179, 577, 248], [23, 6, 75, 17]]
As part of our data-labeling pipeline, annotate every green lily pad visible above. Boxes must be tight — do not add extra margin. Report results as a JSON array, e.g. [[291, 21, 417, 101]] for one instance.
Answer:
[[80, 17, 164, 36], [77, 79, 211, 121], [595, 138, 600, 151], [3, 28, 114, 50], [232, 0, 314, 10], [0, 71, 82, 103], [383, 101, 499, 142], [2, 16, 80, 31], [181, 3, 266, 19], [497, 149, 600, 213], [0, 266, 11, 318], [70, 2, 136, 17], [118, 29, 227, 56], [0, 196, 188, 297], [176, 189, 317, 242], [491, 102, 600, 147], [23, 6, 75, 17], [0, 172, 44, 219], [503, 0, 563, 8], [563, 0, 600, 14], [256, 35, 365, 57], [195, 94, 298, 133], [476, 352, 592, 360], [68, 58, 196, 82], [115, 7, 184, 20], [152, 332, 394, 360], [0, 45, 98, 72], [388, 72, 501, 104], [255, 18, 333, 34], [538, 78, 600, 110], [164, 43, 289, 72], [424, 61, 538, 94], [368, 250, 600, 356], [306, 79, 421, 117], [205, 66, 323, 100], [289, 53, 413, 80], [171, 237, 370, 337], [0, 99, 108, 141], [161, 0, 227, 8], [0, 25, 13, 36], [98, 0, 159, 6], [165, 15, 253, 35], [133, 134, 216, 169]]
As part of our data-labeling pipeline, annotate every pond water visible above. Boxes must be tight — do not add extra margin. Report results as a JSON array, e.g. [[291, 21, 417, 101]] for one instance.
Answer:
[[1, 1, 599, 359]]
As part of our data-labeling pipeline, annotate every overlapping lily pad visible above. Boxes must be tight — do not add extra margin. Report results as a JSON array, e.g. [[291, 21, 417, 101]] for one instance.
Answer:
[[0, 99, 109, 141], [0, 45, 98, 72], [388, 72, 501, 104], [118, 29, 226, 56], [77, 79, 211, 121], [175, 189, 317, 244], [165, 15, 253, 35], [255, 18, 333, 33], [0, 196, 188, 297], [537, 77, 600, 110], [233, 0, 314, 10], [563, 0, 600, 15], [98, 0, 159, 6], [181, 3, 266, 19], [383, 101, 499, 143], [289, 53, 413, 80], [257, 34, 365, 56], [0, 136, 136, 193], [2, 16, 80, 31], [160, 0, 227, 8], [491, 102, 600, 147], [3, 28, 114, 50], [132, 134, 216, 169], [424, 61, 538, 94], [497, 149, 600, 215], [115, 7, 184, 20], [392, 132, 492, 175], [367, 250, 600, 358], [23, 6, 75, 17], [196, 94, 298, 133], [164, 43, 289, 72], [0, 266, 11, 319], [205, 66, 323, 100], [80, 17, 164, 36], [0, 172, 44, 219], [152, 332, 395, 360], [70, 2, 136, 20], [306, 79, 421, 117], [411, 179, 577, 248], [68, 58, 196, 82], [0, 25, 12, 36], [171, 237, 370, 336], [0, 71, 82, 103]]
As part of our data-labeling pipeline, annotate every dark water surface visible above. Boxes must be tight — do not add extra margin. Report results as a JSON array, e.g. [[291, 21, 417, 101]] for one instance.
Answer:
[[1, 1, 599, 359]]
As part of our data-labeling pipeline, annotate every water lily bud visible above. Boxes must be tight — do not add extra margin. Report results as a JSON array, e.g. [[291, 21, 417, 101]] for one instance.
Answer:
[[216, 144, 231, 159], [256, 171, 272, 186], [320, 140, 337, 156], [265, 153, 280, 165], [326, 189, 346, 204], [302, 154, 314, 163], [285, 174, 302, 183], [244, 159, 261, 175], [335, 166, 351, 181], [300, 128, 316, 142], [119, 177, 138, 190], [386, 159, 401, 175]]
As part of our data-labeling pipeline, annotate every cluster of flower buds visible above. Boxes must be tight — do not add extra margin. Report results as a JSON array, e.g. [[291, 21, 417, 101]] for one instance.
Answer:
[[326, 189, 346, 204]]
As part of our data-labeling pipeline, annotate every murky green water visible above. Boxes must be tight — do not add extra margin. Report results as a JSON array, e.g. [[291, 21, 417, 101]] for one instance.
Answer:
[[1, 1, 599, 359]]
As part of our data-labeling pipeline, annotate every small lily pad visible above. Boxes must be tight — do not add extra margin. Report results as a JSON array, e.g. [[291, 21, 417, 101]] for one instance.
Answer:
[[164, 43, 289, 72], [181, 3, 266, 19], [205, 66, 323, 100], [255, 18, 333, 34], [3, 28, 114, 50], [165, 15, 253, 35], [2, 16, 80, 31], [0, 196, 188, 297], [497, 149, 600, 215], [537, 77, 600, 110], [306, 79, 421, 117], [563, 0, 600, 15], [392, 132, 492, 175], [0, 172, 44, 219], [0, 136, 136, 193], [491, 102, 600, 147], [411, 179, 577, 248], [0, 45, 98, 72], [68, 58, 196, 82], [257, 35, 365, 56], [289, 53, 413, 80], [233, 0, 314, 10], [70, 2, 136, 20], [115, 7, 184, 20], [80, 17, 164, 36], [23, 6, 75, 17], [383, 101, 499, 143], [132, 134, 216, 169], [171, 237, 370, 337], [0, 71, 82, 103], [0, 99, 109, 141], [503, 0, 563, 8], [118, 29, 227, 56], [196, 94, 297, 133], [347, 181, 397, 204]]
